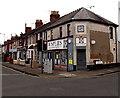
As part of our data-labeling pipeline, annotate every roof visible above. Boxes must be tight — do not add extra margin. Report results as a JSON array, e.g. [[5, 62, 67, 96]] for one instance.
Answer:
[[23, 7, 118, 38], [47, 7, 118, 29], [3, 7, 118, 46], [22, 21, 55, 39]]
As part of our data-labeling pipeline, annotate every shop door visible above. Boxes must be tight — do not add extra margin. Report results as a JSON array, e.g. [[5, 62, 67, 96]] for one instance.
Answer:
[[77, 49, 86, 70]]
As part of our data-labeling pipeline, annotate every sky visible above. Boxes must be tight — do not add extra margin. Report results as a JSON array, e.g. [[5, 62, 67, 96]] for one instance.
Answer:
[[0, 0, 119, 44]]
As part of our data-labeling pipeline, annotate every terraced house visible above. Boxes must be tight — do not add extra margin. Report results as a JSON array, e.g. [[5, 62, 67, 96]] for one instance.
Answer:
[[2, 7, 118, 72]]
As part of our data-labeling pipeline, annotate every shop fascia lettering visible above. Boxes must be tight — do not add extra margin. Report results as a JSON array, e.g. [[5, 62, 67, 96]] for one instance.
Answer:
[[48, 39, 67, 50]]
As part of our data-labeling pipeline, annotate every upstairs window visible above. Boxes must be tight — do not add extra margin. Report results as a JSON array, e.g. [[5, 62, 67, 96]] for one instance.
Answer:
[[67, 24, 71, 36], [51, 30, 53, 40], [40, 33, 42, 39], [59, 27, 62, 38], [110, 27, 113, 39], [44, 31, 47, 40], [36, 33, 38, 42], [77, 25, 84, 32]]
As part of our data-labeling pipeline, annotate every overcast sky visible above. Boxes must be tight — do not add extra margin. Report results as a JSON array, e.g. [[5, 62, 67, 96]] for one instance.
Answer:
[[0, 0, 119, 44]]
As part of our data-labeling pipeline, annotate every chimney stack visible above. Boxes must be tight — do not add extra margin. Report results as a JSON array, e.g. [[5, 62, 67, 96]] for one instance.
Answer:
[[25, 23, 32, 33], [25, 27, 32, 33], [35, 19, 43, 28], [50, 11, 60, 22]]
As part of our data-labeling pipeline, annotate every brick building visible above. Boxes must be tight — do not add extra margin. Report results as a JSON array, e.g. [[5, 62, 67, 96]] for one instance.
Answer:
[[2, 7, 118, 71], [41, 7, 118, 71]]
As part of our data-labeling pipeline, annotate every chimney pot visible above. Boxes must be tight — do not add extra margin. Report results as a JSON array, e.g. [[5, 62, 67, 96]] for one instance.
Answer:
[[25, 27, 32, 33], [35, 19, 43, 28], [50, 11, 60, 22]]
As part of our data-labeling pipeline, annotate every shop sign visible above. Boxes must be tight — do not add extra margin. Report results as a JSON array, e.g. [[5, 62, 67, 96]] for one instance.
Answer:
[[76, 37, 86, 46], [69, 60, 73, 64], [48, 39, 67, 50]]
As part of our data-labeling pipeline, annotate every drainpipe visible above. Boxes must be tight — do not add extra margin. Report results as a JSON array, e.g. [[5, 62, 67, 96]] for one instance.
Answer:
[[115, 27, 118, 64]]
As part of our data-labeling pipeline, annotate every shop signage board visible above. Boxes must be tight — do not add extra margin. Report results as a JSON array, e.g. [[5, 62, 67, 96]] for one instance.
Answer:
[[76, 37, 87, 46], [48, 38, 67, 50]]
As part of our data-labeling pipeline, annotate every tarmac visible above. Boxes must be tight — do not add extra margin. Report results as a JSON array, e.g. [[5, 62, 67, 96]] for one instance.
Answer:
[[2, 62, 120, 78]]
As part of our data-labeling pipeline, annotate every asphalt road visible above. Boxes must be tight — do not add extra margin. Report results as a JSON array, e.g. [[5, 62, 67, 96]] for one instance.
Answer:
[[2, 65, 119, 96]]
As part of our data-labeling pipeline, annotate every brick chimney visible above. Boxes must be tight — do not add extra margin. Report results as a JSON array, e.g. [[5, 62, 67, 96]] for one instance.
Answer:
[[35, 19, 43, 28], [25, 23, 32, 32], [25, 27, 32, 32], [50, 11, 60, 22]]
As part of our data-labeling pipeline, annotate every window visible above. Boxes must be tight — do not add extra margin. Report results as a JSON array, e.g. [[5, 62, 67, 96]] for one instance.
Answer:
[[110, 27, 113, 39], [45, 31, 47, 40], [77, 25, 84, 32], [36, 34, 38, 42], [51, 30, 53, 40], [33, 34, 36, 44], [29, 37, 31, 44], [67, 24, 71, 36], [59, 27, 62, 38], [43, 31, 47, 40]]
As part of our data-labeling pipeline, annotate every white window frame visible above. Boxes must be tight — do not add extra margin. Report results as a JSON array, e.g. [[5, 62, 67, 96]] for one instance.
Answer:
[[76, 24, 86, 34]]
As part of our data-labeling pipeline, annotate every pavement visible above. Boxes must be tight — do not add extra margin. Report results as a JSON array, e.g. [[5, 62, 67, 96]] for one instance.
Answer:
[[2, 62, 120, 78]]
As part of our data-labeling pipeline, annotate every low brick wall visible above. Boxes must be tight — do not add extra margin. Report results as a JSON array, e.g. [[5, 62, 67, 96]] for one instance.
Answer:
[[19, 60, 25, 66], [13, 60, 18, 65], [13, 59, 26, 66], [87, 63, 120, 70]]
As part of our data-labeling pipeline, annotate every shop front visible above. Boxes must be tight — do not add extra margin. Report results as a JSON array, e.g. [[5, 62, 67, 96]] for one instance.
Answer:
[[46, 37, 74, 71]]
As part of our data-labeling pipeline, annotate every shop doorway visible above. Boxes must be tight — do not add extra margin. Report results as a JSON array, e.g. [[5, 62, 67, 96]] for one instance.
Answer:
[[77, 49, 86, 70]]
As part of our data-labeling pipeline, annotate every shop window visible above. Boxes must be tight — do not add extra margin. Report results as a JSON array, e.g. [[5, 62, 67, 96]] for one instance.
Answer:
[[109, 27, 113, 39], [54, 51, 67, 67], [55, 52, 60, 65]]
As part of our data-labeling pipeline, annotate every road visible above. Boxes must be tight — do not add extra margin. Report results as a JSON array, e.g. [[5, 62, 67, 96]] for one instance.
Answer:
[[2, 64, 119, 96]]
